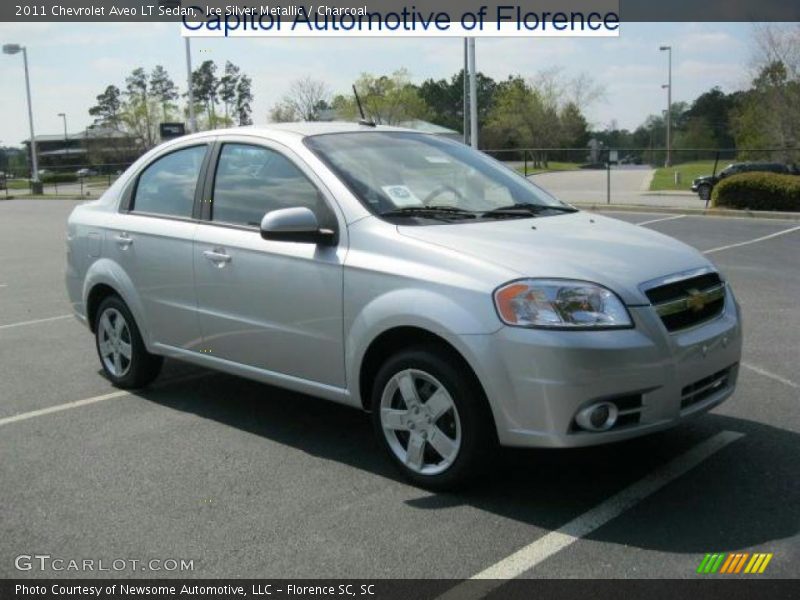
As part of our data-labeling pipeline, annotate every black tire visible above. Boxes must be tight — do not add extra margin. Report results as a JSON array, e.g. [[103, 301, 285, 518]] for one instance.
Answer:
[[698, 184, 711, 201], [370, 345, 496, 491], [94, 295, 163, 389]]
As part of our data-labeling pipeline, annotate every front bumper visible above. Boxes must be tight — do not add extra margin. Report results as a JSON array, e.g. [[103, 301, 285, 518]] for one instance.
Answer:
[[461, 287, 742, 448]]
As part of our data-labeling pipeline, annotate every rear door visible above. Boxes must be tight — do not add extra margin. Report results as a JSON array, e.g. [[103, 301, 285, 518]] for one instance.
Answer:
[[107, 143, 211, 351], [193, 138, 347, 387]]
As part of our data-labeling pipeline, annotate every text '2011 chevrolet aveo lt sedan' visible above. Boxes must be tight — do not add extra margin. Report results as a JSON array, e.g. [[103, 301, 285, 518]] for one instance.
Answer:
[[65, 123, 742, 489]]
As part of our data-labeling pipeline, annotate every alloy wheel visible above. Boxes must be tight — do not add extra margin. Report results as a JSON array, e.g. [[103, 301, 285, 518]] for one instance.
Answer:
[[98, 307, 132, 378], [379, 369, 462, 476]]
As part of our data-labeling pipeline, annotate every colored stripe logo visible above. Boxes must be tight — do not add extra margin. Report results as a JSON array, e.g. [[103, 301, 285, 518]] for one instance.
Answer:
[[697, 553, 773, 574]]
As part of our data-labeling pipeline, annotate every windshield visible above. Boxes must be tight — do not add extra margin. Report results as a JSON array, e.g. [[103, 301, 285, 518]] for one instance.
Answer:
[[304, 132, 568, 223]]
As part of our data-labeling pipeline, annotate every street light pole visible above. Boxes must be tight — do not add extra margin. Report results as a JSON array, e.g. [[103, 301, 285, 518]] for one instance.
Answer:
[[463, 38, 469, 145], [660, 45, 672, 168], [3, 44, 40, 186], [185, 37, 197, 133], [58, 112, 68, 142], [468, 37, 478, 150]]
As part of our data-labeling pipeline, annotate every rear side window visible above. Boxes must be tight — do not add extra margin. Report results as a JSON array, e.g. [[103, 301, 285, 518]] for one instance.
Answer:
[[211, 143, 325, 227], [132, 145, 207, 217]]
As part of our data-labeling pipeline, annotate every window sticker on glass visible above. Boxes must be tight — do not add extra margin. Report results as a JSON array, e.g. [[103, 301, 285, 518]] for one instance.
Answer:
[[381, 185, 423, 207]]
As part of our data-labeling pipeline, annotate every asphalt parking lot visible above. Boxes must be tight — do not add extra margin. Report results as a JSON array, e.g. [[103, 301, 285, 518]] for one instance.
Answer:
[[1, 199, 798, 582]]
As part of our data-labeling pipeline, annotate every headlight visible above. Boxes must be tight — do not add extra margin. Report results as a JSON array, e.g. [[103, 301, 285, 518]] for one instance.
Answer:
[[493, 279, 632, 329]]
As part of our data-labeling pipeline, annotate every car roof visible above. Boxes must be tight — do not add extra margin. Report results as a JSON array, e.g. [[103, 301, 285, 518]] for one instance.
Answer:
[[181, 121, 419, 142]]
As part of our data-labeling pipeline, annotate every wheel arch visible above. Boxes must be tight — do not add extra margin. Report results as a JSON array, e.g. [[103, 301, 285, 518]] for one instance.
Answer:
[[357, 326, 492, 420], [82, 259, 150, 346], [86, 283, 118, 333]]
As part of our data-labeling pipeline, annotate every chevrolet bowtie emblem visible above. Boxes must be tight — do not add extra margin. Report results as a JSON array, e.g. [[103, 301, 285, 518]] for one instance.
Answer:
[[686, 288, 706, 312]]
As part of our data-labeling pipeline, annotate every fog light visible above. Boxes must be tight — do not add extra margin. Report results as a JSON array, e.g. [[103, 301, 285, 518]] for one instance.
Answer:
[[575, 402, 619, 432]]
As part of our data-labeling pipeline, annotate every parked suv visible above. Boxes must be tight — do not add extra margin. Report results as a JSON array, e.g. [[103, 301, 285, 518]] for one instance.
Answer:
[[66, 123, 742, 489], [692, 162, 792, 200]]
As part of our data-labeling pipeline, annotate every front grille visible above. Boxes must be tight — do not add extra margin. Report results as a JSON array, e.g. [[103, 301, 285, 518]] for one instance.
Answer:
[[645, 272, 725, 332], [681, 366, 733, 410]]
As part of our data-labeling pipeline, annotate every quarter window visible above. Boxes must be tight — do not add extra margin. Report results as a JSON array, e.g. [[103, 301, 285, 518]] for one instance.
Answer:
[[132, 145, 207, 217], [212, 144, 326, 227]]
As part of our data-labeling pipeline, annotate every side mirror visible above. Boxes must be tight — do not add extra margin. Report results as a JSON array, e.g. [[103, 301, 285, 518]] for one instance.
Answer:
[[260, 207, 336, 245]]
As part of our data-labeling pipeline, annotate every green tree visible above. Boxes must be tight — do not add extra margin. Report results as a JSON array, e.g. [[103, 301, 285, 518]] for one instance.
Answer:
[[219, 61, 241, 124], [149, 65, 179, 122], [192, 60, 220, 128], [418, 70, 497, 134], [338, 69, 429, 125], [268, 103, 297, 123], [559, 102, 589, 148], [483, 76, 560, 162], [733, 61, 800, 160], [124, 68, 159, 149], [88, 85, 123, 129], [235, 74, 253, 126], [684, 87, 736, 148]]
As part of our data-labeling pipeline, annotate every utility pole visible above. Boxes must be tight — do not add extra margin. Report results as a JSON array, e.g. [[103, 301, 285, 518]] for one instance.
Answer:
[[660, 45, 672, 168], [58, 112, 68, 142], [185, 37, 197, 133], [468, 37, 478, 150], [3, 44, 40, 190], [463, 38, 469, 145]]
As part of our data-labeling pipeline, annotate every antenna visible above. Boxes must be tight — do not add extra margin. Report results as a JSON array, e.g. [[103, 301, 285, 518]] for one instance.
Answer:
[[352, 84, 375, 127]]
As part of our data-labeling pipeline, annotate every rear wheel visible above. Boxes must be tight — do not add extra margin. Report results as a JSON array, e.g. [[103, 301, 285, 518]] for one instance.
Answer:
[[371, 346, 495, 490], [94, 295, 162, 389]]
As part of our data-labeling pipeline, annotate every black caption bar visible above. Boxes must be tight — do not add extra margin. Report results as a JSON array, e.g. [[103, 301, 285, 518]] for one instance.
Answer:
[[2, 580, 800, 600], [2, 0, 799, 22]]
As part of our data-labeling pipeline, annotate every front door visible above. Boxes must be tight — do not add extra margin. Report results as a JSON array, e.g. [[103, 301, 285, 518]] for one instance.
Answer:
[[193, 141, 346, 387]]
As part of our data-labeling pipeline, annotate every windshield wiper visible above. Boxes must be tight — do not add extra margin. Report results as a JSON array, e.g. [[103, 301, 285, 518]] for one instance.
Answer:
[[379, 206, 477, 220], [481, 203, 578, 218]]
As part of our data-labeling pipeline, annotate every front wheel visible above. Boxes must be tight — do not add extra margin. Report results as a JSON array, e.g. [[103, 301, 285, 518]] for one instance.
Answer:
[[371, 347, 495, 490], [94, 295, 163, 389]]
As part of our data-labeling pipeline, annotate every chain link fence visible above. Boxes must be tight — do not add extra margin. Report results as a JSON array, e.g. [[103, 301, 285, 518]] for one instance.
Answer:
[[0, 162, 133, 198]]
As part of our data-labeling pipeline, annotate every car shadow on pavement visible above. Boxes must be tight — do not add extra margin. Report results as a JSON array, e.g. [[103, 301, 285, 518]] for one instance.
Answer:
[[139, 361, 799, 555]]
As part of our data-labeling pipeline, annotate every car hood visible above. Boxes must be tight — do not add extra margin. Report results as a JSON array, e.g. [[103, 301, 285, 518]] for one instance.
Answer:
[[397, 212, 712, 305]]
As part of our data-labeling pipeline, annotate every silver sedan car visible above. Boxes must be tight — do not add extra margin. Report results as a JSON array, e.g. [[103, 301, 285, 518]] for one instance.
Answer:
[[66, 123, 742, 489]]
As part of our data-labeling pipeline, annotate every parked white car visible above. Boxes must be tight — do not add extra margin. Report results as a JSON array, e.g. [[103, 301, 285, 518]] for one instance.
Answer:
[[66, 123, 742, 489]]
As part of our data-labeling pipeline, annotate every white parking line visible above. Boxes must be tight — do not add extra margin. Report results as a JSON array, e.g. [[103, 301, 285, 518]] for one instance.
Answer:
[[637, 214, 686, 226], [439, 430, 744, 598], [703, 225, 800, 255], [742, 362, 799, 389], [0, 372, 211, 428], [0, 390, 130, 428], [0, 314, 72, 330]]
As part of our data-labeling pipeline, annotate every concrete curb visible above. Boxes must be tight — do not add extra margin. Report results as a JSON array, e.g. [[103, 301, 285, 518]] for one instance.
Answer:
[[574, 202, 800, 221], [640, 191, 696, 197]]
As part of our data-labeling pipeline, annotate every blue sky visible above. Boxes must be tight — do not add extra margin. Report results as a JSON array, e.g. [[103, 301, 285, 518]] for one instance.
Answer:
[[0, 22, 756, 146]]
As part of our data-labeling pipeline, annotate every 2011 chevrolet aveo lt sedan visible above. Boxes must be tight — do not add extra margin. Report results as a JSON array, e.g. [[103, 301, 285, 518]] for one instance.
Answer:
[[66, 123, 742, 489]]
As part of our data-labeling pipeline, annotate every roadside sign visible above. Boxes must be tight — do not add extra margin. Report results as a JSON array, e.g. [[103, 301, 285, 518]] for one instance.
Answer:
[[160, 122, 186, 140]]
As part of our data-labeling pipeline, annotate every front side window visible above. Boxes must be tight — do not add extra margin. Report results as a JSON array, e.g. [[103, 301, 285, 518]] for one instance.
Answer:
[[133, 145, 207, 217], [212, 144, 326, 227], [305, 132, 569, 224]]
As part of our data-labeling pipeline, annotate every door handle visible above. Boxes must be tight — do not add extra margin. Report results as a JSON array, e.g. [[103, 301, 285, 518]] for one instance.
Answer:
[[114, 233, 133, 248], [203, 249, 232, 265]]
